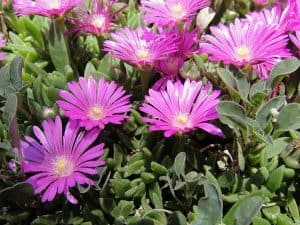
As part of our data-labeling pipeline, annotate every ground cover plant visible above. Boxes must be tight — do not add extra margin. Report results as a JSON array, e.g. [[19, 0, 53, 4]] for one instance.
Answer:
[[0, 0, 300, 224]]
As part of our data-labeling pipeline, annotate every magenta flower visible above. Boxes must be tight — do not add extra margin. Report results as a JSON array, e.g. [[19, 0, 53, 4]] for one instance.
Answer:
[[103, 26, 178, 68], [140, 79, 223, 137], [21, 116, 105, 204], [200, 18, 292, 79], [0, 32, 6, 61], [153, 28, 199, 90], [290, 31, 300, 56], [155, 28, 198, 77], [1, 0, 9, 5], [288, 0, 300, 31], [140, 0, 211, 28], [252, 0, 268, 5], [245, 2, 294, 33], [13, 0, 82, 17], [57, 76, 131, 130], [68, 0, 126, 36]]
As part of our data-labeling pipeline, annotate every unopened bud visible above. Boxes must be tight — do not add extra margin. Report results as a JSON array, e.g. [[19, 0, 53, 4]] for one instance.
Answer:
[[42, 107, 55, 119], [196, 7, 216, 31], [270, 108, 280, 118], [252, 0, 268, 5]]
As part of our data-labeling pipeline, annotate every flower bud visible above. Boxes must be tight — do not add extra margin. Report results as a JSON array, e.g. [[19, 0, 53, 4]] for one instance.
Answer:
[[42, 107, 55, 119], [196, 7, 216, 31], [270, 108, 280, 118], [252, 0, 268, 5]]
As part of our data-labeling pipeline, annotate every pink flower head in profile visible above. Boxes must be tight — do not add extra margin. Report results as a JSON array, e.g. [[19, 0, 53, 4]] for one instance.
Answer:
[[153, 28, 199, 90], [140, 79, 223, 137], [68, 0, 126, 36], [290, 31, 300, 56], [140, 0, 211, 28], [246, 1, 294, 33], [57, 76, 131, 131], [252, 0, 268, 5], [103, 26, 178, 68], [200, 18, 292, 79], [0, 32, 6, 61], [1, 0, 10, 6], [288, 0, 300, 31], [155, 28, 198, 77], [21, 116, 105, 204], [13, 0, 82, 17]]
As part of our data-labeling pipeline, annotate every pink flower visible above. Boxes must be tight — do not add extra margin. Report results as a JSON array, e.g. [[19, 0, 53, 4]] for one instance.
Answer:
[[57, 76, 131, 131], [103, 26, 179, 68], [200, 18, 292, 79], [2, 0, 10, 5], [68, 0, 126, 35], [21, 116, 105, 204], [290, 31, 300, 56], [288, 0, 300, 31], [246, 1, 294, 33], [140, 0, 211, 28], [0, 32, 6, 61], [155, 28, 198, 77], [13, 0, 82, 17], [252, 0, 268, 5], [140, 79, 223, 137], [153, 28, 199, 90]]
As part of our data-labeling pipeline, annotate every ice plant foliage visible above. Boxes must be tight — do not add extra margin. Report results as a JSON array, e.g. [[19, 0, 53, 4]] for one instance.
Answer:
[[0, 32, 6, 61], [68, 0, 126, 35], [21, 117, 105, 204], [13, 0, 82, 17], [140, 79, 223, 137], [201, 18, 291, 79], [103, 26, 178, 68], [140, 0, 211, 28], [57, 76, 131, 131]]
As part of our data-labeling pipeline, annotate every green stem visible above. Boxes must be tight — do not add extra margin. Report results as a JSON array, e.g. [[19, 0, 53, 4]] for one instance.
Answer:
[[173, 134, 186, 157], [141, 69, 152, 95], [54, 16, 66, 33]]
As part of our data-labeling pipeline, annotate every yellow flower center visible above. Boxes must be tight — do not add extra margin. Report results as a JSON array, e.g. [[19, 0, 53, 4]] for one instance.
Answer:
[[236, 46, 251, 61], [137, 49, 150, 59], [173, 113, 191, 130], [53, 157, 73, 177], [177, 114, 189, 124], [48, 0, 60, 9], [171, 4, 185, 18], [88, 105, 105, 121], [91, 15, 106, 28]]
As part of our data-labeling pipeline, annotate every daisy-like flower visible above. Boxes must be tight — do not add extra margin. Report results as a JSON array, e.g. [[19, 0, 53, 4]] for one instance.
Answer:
[[252, 0, 268, 5], [68, 0, 126, 36], [140, 0, 211, 28], [245, 1, 294, 33], [288, 0, 300, 31], [1, 0, 9, 6], [13, 0, 82, 17], [140, 79, 223, 137], [21, 116, 105, 204], [57, 76, 131, 130], [0, 32, 6, 61], [155, 28, 198, 77], [153, 28, 199, 90], [290, 31, 300, 56], [103, 26, 178, 68], [200, 18, 292, 79]]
